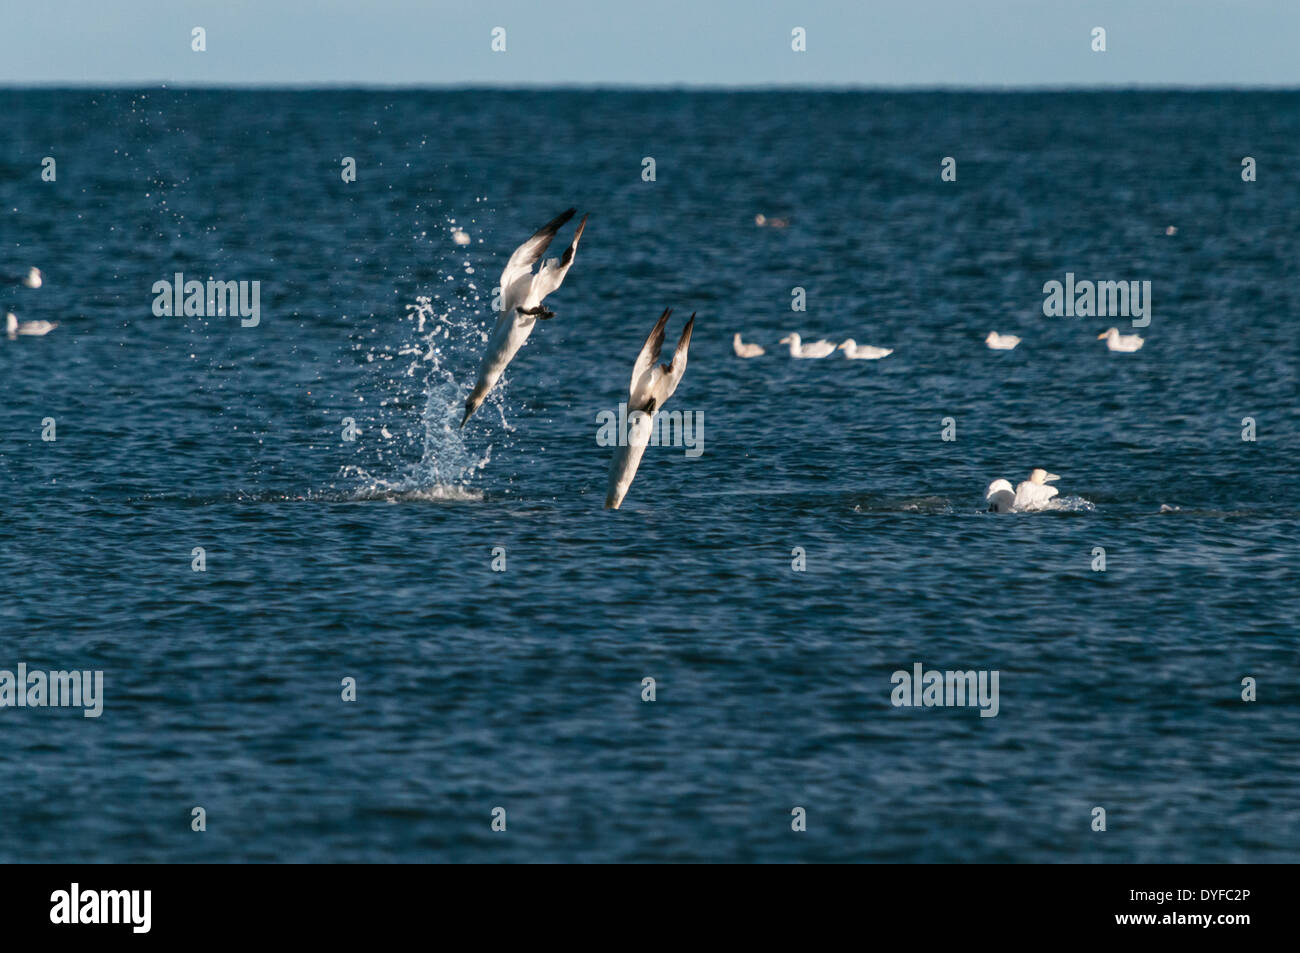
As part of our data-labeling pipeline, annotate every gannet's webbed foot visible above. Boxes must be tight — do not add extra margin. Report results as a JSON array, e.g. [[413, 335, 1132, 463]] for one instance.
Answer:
[[517, 306, 555, 320]]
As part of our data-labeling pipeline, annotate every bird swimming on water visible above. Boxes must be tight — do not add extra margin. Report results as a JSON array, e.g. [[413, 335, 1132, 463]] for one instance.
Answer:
[[838, 339, 893, 359], [461, 208, 587, 426], [778, 332, 836, 358], [985, 469, 1063, 512], [985, 479, 1016, 513], [733, 333, 764, 358], [6, 312, 58, 337], [1097, 327, 1144, 352], [1013, 468, 1061, 509], [985, 331, 1020, 350]]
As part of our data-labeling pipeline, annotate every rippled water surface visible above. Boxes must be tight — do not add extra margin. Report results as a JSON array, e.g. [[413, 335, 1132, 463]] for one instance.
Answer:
[[1, 89, 1297, 862]]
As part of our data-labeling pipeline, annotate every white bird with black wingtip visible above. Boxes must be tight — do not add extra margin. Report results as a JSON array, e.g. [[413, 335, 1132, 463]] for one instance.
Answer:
[[605, 308, 695, 510], [461, 208, 588, 426]]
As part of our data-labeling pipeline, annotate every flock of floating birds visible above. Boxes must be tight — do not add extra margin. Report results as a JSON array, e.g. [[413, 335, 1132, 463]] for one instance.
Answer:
[[7, 209, 1147, 514], [732, 332, 892, 359], [458, 208, 694, 510], [4, 267, 57, 338], [733, 325, 1143, 361]]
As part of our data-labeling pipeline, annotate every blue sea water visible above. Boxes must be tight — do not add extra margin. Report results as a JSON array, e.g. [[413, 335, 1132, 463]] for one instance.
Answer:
[[0, 89, 1297, 863]]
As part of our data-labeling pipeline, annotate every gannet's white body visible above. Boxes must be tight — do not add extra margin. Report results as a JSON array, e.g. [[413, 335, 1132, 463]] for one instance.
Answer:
[[1013, 468, 1061, 510], [462, 208, 587, 426], [985, 479, 1016, 513], [605, 308, 695, 510]]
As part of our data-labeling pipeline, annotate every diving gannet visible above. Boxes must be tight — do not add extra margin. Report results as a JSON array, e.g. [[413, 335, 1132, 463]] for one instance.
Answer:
[[461, 208, 588, 426], [838, 339, 893, 360], [733, 333, 764, 358], [605, 308, 695, 510], [985, 331, 1020, 350], [778, 333, 836, 358], [1098, 328, 1144, 352]]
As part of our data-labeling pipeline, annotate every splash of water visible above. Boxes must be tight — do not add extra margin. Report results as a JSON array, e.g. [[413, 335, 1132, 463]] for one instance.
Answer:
[[341, 224, 503, 501]]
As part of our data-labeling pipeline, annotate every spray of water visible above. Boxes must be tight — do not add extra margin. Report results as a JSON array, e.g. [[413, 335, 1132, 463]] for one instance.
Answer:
[[341, 219, 505, 501]]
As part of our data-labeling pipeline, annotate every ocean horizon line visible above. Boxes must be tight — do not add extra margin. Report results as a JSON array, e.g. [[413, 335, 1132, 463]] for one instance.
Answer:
[[3, 81, 1298, 94]]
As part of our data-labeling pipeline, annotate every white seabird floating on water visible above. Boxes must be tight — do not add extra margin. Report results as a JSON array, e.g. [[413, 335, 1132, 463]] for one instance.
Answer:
[[461, 207, 587, 426], [6, 312, 58, 337], [21, 267, 43, 289], [1098, 327, 1144, 352], [985, 479, 1016, 513], [838, 339, 893, 360], [985, 469, 1063, 512], [606, 308, 695, 510], [1014, 468, 1061, 509], [733, 333, 764, 358], [778, 332, 836, 359], [985, 331, 1020, 350]]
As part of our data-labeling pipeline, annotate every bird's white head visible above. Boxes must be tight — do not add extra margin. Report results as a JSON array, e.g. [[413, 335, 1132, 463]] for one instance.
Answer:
[[1029, 468, 1060, 484], [5, 312, 17, 334], [779, 334, 795, 345], [837, 339, 855, 350], [1097, 328, 1118, 340], [985, 332, 997, 343]]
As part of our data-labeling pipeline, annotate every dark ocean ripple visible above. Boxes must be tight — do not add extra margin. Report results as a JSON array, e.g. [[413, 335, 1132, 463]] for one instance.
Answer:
[[0, 89, 1297, 862]]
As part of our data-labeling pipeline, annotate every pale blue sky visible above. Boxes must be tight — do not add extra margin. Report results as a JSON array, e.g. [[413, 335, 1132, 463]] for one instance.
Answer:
[[3, 0, 1297, 87]]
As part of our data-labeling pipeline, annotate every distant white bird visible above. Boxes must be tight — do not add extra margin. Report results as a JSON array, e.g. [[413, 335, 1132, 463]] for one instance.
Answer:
[[606, 308, 695, 510], [1098, 327, 1144, 352], [985, 331, 1020, 350], [462, 208, 587, 426], [778, 332, 836, 359], [1013, 468, 1061, 510], [22, 267, 42, 289], [451, 229, 471, 246], [838, 339, 893, 360], [754, 214, 789, 228], [733, 333, 764, 358], [6, 312, 58, 337], [985, 479, 1016, 513]]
